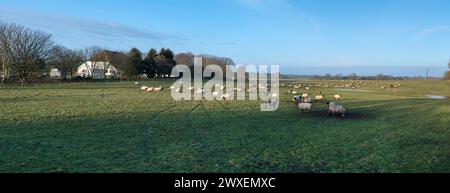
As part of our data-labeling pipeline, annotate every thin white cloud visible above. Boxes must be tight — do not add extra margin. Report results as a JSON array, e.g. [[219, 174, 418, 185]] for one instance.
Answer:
[[0, 7, 184, 49], [411, 25, 449, 42]]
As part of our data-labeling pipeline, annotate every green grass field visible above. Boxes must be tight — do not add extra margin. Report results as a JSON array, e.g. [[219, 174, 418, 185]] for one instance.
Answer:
[[0, 79, 449, 173]]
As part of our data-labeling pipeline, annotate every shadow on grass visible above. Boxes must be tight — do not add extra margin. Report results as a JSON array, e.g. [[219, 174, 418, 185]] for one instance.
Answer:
[[1, 97, 448, 172]]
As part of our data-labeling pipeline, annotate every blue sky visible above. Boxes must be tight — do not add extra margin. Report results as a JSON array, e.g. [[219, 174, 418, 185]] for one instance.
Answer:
[[0, 0, 449, 76]]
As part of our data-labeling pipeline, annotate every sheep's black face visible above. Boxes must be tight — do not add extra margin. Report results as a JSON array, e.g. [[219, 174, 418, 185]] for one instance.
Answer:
[[326, 101, 330, 105]]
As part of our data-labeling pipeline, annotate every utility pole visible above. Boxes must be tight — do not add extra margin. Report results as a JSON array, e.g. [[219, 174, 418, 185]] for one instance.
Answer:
[[426, 68, 429, 79]]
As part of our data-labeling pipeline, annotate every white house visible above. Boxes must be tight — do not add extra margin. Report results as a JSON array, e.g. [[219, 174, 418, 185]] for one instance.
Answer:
[[50, 68, 62, 78], [77, 61, 120, 79]]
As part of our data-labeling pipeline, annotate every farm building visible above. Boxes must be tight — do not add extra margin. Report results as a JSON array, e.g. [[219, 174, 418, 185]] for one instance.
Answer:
[[50, 68, 62, 78], [77, 61, 121, 79]]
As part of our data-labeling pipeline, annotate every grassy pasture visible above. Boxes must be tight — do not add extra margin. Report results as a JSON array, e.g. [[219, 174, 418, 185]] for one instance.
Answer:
[[0, 80, 449, 173]]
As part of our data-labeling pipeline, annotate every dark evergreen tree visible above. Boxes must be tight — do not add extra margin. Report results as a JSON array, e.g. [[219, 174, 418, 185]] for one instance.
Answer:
[[143, 48, 157, 78]]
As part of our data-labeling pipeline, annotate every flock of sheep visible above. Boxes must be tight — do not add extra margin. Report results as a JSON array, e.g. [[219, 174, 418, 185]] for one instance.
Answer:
[[135, 82, 352, 117], [182, 85, 233, 100], [282, 80, 402, 90], [136, 81, 164, 93], [284, 82, 347, 117], [140, 85, 163, 93], [291, 92, 346, 117]]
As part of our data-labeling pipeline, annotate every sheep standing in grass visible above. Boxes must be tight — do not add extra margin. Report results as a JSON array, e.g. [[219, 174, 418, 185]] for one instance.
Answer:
[[153, 86, 163, 92], [302, 93, 309, 98], [334, 94, 342, 100], [146, 87, 154, 92], [315, 95, 325, 102], [326, 102, 346, 117], [302, 97, 312, 103], [141, 86, 149, 91], [298, 103, 312, 113], [293, 96, 302, 104]]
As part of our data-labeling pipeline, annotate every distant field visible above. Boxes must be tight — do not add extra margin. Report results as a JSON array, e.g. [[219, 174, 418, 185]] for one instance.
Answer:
[[0, 80, 449, 173]]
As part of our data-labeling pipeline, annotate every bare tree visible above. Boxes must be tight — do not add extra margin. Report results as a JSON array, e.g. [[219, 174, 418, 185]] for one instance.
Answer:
[[198, 54, 235, 71], [0, 22, 54, 83], [92, 50, 112, 79], [50, 46, 83, 79], [14, 26, 53, 82], [175, 52, 194, 66], [80, 46, 102, 78], [102, 50, 128, 79], [445, 60, 450, 80], [0, 23, 19, 83]]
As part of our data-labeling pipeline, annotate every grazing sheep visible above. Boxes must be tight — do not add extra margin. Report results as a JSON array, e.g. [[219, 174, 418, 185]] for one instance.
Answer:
[[291, 91, 298, 95], [141, 86, 149, 91], [153, 86, 163, 92], [326, 102, 346, 117], [134, 82, 141, 85], [302, 97, 312, 103], [212, 91, 220, 97], [293, 96, 302, 104], [146, 87, 154, 92], [302, 93, 309, 98], [169, 85, 175, 90], [334, 94, 342, 100], [188, 86, 195, 91], [315, 95, 325, 102], [298, 103, 312, 113]]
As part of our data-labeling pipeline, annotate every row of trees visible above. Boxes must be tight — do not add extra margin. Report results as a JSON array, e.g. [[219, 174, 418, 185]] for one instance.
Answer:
[[309, 73, 412, 80], [82, 47, 177, 79], [1, 22, 235, 83], [175, 52, 235, 71]]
